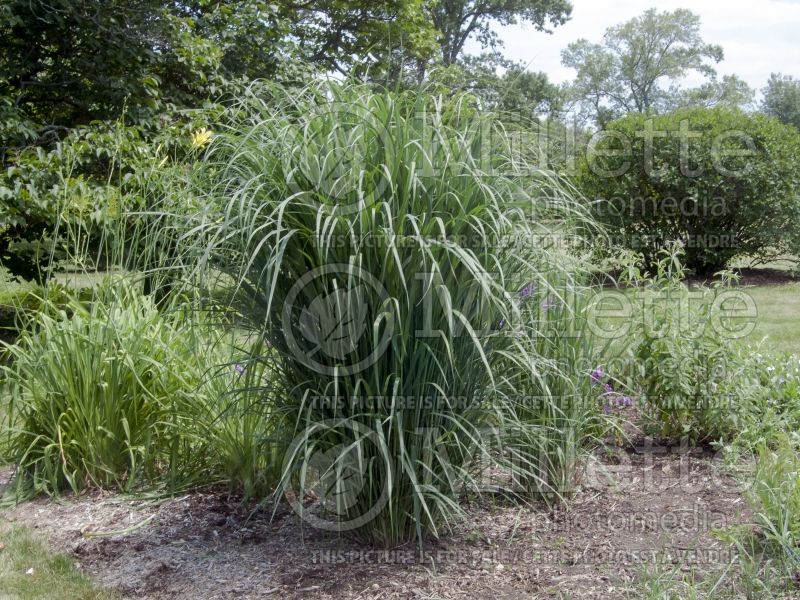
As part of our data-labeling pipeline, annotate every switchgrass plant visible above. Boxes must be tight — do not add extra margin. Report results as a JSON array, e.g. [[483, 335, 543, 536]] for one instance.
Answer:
[[179, 80, 601, 547], [199, 337, 286, 499]]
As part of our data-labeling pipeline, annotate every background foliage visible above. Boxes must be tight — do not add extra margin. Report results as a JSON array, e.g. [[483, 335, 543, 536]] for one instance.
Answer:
[[578, 106, 800, 274]]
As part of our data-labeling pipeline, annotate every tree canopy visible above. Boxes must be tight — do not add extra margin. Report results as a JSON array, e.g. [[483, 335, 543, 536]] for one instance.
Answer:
[[561, 9, 733, 125], [762, 73, 800, 131], [0, 0, 576, 279], [429, 0, 572, 66], [0, 1, 299, 152]]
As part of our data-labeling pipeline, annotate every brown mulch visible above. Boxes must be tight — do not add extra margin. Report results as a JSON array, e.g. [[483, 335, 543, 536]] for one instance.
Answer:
[[0, 441, 752, 600]]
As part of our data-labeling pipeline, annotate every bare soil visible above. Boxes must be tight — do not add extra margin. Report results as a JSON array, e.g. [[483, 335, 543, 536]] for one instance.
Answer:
[[0, 441, 752, 600]]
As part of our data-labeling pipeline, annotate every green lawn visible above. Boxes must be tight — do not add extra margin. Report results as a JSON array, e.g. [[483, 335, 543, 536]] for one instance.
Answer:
[[3, 270, 800, 354], [0, 274, 36, 308], [742, 283, 800, 354], [0, 524, 117, 600], [730, 254, 799, 272]]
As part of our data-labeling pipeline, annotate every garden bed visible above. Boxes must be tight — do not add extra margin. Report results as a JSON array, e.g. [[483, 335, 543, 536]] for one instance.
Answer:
[[0, 445, 749, 599]]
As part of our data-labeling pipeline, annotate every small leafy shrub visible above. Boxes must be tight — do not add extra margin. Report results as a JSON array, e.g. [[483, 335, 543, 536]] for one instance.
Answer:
[[0, 265, 34, 303], [630, 248, 755, 443], [579, 106, 800, 275], [0, 281, 221, 496], [729, 351, 800, 450]]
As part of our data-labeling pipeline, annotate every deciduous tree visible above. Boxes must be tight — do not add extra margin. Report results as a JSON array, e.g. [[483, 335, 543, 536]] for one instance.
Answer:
[[561, 9, 724, 125], [762, 73, 800, 130]]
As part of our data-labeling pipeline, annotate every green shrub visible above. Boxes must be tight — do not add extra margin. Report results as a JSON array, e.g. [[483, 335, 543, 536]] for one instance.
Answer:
[[579, 106, 800, 275], [631, 265, 800, 447], [724, 351, 800, 451], [0, 109, 221, 283], [186, 81, 596, 547], [633, 279, 800, 447]]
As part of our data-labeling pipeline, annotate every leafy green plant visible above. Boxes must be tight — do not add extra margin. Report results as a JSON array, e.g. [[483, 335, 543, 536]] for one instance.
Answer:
[[724, 351, 800, 450], [182, 80, 596, 547], [749, 437, 800, 556], [0, 109, 223, 283], [629, 246, 756, 443]]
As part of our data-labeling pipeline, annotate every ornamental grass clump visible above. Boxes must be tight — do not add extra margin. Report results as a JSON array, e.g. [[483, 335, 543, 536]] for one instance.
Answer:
[[0, 111, 288, 503], [189, 81, 597, 547], [0, 281, 227, 498], [497, 272, 629, 503]]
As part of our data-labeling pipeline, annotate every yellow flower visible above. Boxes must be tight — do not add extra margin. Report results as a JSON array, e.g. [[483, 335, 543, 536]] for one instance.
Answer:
[[191, 127, 213, 149]]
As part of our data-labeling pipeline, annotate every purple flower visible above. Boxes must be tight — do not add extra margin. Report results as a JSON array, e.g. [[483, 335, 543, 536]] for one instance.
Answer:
[[590, 367, 605, 385], [234, 363, 246, 376], [519, 281, 537, 300], [603, 382, 613, 394], [602, 403, 611, 413], [623, 396, 633, 407]]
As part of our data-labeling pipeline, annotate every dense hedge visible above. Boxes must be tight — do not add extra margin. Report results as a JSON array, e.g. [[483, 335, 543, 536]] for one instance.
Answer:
[[578, 107, 800, 274]]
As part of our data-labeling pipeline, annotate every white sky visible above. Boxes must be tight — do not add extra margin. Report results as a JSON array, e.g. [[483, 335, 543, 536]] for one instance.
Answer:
[[465, 0, 800, 92]]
